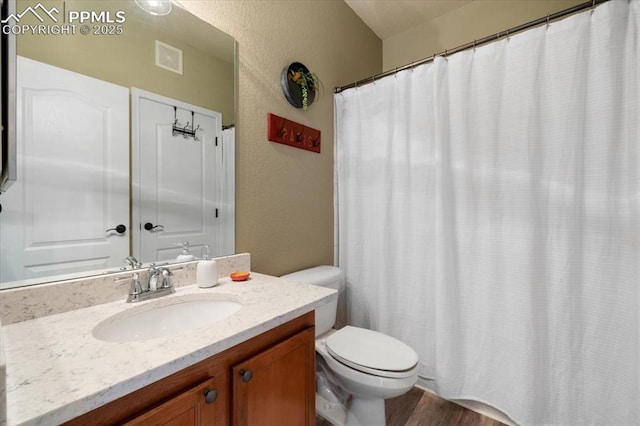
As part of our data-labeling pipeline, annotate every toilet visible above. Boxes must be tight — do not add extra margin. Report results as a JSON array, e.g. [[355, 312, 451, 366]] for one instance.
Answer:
[[281, 266, 419, 426]]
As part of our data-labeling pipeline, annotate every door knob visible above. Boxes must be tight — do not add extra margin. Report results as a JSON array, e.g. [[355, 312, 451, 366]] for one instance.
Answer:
[[203, 389, 218, 404], [105, 224, 126, 234], [143, 222, 164, 231], [239, 369, 253, 383]]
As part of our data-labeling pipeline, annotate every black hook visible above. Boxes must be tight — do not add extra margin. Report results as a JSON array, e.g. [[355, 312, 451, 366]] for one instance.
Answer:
[[296, 125, 305, 143]]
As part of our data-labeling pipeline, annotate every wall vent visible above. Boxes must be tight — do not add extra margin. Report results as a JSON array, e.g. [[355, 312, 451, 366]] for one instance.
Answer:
[[155, 41, 183, 74]]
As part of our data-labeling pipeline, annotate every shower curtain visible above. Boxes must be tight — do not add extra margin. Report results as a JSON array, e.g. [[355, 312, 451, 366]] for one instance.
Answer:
[[334, 2, 639, 424]]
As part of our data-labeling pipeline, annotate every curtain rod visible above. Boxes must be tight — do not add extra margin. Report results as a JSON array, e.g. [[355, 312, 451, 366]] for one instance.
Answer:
[[334, 0, 610, 94]]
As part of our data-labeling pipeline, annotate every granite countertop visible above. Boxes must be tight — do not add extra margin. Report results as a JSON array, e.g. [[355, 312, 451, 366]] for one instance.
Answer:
[[2, 273, 336, 426]]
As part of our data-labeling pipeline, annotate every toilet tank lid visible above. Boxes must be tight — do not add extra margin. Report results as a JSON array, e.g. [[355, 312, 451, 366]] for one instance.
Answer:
[[281, 265, 343, 287]]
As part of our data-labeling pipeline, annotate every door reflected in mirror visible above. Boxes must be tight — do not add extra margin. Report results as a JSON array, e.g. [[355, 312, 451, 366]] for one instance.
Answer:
[[0, 0, 236, 288], [133, 88, 235, 264]]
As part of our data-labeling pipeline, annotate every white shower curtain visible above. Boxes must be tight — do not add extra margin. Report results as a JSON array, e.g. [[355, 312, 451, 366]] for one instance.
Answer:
[[335, 2, 639, 424]]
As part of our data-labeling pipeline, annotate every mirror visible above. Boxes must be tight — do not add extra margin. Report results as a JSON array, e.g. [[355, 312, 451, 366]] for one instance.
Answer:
[[0, 0, 236, 289]]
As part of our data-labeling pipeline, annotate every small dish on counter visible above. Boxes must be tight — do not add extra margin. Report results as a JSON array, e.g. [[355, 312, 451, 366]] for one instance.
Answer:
[[230, 271, 250, 282]]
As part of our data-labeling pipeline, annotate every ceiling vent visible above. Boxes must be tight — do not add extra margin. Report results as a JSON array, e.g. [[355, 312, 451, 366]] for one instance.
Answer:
[[155, 41, 183, 75]]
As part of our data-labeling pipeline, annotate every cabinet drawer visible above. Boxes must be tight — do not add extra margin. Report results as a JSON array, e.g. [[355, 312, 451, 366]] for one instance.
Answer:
[[124, 377, 218, 426]]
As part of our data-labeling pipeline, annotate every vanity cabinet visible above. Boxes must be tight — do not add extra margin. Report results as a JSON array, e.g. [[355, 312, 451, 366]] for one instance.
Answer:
[[65, 311, 315, 426], [233, 328, 314, 425]]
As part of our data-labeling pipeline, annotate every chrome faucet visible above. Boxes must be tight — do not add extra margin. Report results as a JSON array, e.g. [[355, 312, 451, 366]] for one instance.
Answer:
[[126, 265, 175, 303], [147, 266, 159, 291]]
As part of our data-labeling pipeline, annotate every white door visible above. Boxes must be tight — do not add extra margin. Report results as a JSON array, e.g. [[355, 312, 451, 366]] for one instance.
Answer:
[[132, 89, 221, 263], [0, 57, 129, 283]]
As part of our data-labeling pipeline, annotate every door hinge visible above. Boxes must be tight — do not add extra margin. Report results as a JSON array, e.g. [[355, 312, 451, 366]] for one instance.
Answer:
[[215, 208, 219, 218], [215, 136, 218, 146]]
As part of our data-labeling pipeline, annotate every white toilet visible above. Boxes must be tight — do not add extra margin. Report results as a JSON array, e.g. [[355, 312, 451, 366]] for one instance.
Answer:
[[281, 266, 419, 426]]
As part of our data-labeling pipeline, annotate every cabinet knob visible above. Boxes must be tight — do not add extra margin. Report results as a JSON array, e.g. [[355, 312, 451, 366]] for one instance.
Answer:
[[239, 369, 253, 383], [204, 389, 218, 404]]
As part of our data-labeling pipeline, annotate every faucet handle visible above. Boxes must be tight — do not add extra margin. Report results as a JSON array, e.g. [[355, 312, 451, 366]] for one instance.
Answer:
[[130, 272, 143, 295], [159, 267, 173, 289]]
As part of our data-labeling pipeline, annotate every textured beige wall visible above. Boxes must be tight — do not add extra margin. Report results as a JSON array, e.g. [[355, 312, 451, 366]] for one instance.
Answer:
[[383, 0, 585, 70], [180, 1, 381, 276]]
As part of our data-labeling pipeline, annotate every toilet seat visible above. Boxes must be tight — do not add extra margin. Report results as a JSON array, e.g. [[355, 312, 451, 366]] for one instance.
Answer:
[[325, 326, 418, 379]]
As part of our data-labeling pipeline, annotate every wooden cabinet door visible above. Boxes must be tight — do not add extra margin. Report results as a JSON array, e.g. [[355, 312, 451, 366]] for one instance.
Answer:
[[125, 377, 218, 426], [232, 327, 315, 426]]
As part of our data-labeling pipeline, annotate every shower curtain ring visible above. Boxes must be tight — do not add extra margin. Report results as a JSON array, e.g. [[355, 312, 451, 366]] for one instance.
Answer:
[[546, 13, 550, 27]]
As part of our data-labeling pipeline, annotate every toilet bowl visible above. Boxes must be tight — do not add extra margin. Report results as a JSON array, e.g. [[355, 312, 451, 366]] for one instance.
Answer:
[[281, 266, 419, 426]]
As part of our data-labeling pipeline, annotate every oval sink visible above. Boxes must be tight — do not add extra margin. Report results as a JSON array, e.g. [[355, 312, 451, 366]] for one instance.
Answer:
[[93, 297, 242, 342]]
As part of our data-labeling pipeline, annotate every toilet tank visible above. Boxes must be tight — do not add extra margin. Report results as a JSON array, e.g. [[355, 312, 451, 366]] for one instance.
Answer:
[[281, 266, 343, 337]]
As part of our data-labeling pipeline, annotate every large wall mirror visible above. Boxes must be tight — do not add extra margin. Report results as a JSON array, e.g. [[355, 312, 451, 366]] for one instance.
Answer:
[[0, 0, 236, 289]]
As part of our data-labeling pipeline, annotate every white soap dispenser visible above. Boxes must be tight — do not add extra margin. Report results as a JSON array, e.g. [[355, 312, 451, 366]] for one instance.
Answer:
[[197, 245, 218, 288], [175, 242, 196, 262]]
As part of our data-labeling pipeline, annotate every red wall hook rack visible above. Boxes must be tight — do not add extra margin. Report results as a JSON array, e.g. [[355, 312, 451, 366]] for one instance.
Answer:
[[267, 113, 321, 153]]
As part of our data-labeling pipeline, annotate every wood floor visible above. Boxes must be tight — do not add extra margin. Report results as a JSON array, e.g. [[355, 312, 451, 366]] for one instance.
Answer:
[[317, 387, 506, 426]]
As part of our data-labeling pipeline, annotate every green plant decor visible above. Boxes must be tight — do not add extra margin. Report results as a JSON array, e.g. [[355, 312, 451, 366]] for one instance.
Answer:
[[289, 68, 322, 110]]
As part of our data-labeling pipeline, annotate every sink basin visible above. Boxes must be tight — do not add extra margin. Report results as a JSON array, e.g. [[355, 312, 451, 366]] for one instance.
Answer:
[[93, 297, 242, 342]]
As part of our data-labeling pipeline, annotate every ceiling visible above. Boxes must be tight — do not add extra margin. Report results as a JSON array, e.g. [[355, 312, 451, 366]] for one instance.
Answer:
[[344, 0, 473, 40]]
